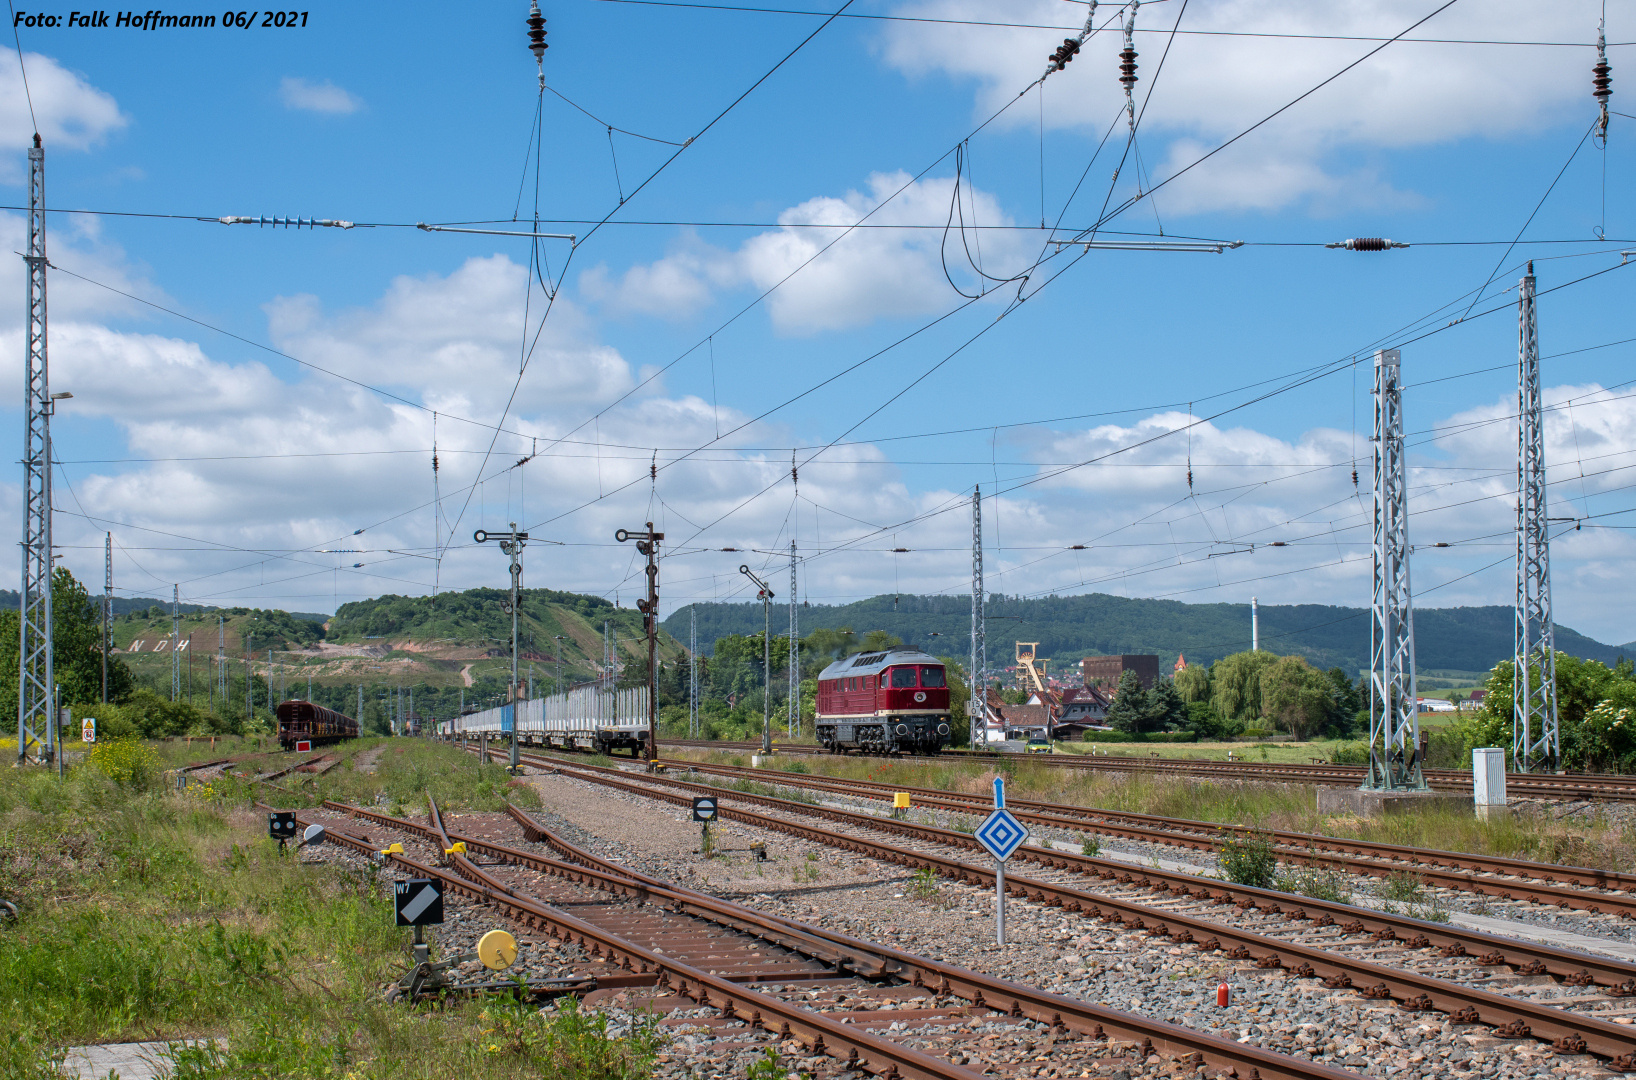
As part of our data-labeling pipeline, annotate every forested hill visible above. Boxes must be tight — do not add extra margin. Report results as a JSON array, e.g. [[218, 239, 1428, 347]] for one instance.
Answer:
[[663, 593, 1633, 677], [328, 587, 684, 660]]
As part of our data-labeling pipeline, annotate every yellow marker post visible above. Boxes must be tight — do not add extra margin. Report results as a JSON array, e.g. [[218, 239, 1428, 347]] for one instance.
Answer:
[[443, 842, 466, 856], [893, 792, 910, 818], [478, 929, 518, 971], [379, 843, 404, 857]]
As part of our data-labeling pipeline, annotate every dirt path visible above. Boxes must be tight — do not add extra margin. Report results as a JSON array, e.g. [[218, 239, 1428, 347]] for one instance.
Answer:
[[460, 663, 474, 687], [355, 745, 387, 774]]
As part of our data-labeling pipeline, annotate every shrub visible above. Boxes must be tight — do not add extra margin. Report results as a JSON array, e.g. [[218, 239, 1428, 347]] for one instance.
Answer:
[[1218, 831, 1276, 889], [1275, 863, 1352, 904], [1330, 741, 1369, 765], [88, 739, 159, 789]]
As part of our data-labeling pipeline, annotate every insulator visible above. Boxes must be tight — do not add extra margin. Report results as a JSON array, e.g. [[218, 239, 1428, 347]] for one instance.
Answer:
[[1594, 59, 1612, 104], [1351, 467, 1359, 489], [1118, 47, 1138, 90], [1186, 467, 1193, 491], [1326, 238, 1408, 251], [1049, 38, 1081, 72], [432, 453, 439, 473], [527, 0, 548, 64]]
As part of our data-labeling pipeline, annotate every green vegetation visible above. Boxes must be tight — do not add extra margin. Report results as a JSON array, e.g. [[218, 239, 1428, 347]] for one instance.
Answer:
[[1453, 653, 1636, 772], [0, 738, 638, 1079], [1274, 862, 1352, 904], [1105, 669, 1187, 736], [1217, 831, 1277, 889]]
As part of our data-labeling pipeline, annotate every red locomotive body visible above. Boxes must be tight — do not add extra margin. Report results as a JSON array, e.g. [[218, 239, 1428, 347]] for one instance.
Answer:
[[815, 648, 951, 754]]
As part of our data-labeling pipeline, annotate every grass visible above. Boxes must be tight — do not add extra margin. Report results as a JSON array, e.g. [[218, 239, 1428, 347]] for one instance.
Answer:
[[1052, 738, 1353, 764], [0, 738, 652, 1079]]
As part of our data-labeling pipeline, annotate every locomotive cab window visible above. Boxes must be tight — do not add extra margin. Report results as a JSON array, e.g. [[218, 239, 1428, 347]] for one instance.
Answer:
[[890, 667, 917, 688], [919, 666, 946, 687]]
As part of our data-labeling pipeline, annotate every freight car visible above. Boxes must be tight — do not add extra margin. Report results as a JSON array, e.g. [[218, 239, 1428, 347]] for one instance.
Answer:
[[815, 649, 951, 755], [276, 700, 360, 750], [447, 686, 651, 756]]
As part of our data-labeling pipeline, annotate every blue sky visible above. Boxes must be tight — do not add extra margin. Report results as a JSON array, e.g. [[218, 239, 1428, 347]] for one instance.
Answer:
[[3, 0, 1634, 643]]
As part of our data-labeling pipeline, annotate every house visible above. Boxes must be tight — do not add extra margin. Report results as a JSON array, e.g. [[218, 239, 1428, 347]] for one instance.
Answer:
[[1173, 652, 1188, 673], [1052, 685, 1112, 739], [995, 703, 1054, 738]]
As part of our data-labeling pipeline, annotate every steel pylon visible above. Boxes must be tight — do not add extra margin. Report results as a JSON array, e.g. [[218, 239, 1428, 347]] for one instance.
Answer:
[[1366, 348, 1426, 791], [18, 136, 52, 765], [1513, 262, 1559, 773]]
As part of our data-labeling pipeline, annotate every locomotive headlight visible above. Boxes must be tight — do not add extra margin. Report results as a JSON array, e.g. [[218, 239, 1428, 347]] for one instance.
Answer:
[[896, 724, 908, 735], [938, 724, 949, 735]]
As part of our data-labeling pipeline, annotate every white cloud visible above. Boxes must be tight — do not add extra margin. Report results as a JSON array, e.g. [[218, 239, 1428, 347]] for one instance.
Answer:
[[15, 240, 1633, 644], [876, 0, 1602, 214], [279, 76, 362, 115], [0, 51, 126, 179], [581, 171, 1031, 333]]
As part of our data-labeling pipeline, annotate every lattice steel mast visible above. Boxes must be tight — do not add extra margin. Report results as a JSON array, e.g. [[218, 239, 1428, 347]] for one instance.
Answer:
[[969, 486, 986, 748], [1514, 262, 1560, 773], [1365, 348, 1425, 791], [102, 533, 111, 703], [788, 539, 798, 737], [171, 585, 181, 700], [18, 135, 52, 765]]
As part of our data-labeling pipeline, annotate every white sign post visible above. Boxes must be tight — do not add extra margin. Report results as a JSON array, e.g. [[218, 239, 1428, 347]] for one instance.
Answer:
[[975, 776, 1028, 946]]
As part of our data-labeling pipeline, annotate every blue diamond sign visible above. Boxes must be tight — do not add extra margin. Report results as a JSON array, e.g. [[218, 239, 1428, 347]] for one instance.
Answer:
[[975, 807, 1028, 862]]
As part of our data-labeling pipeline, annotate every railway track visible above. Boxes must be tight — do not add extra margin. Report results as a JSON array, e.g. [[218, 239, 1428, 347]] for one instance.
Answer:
[[656, 738, 1636, 802], [657, 758, 1636, 918], [295, 796, 1354, 1080], [509, 749, 1636, 1068]]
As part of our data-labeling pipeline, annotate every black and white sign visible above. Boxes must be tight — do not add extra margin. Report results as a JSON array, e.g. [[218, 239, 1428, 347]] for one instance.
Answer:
[[395, 879, 444, 926], [691, 797, 717, 822], [267, 812, 297, 840]]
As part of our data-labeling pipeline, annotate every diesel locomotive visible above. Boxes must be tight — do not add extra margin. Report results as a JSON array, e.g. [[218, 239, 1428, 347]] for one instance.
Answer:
[[815, 648, 951, 754], [276, 700, 360, 750]]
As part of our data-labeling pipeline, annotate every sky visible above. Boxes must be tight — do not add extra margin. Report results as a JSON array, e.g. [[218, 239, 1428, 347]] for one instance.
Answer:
[[2, 0, 1634, 644]]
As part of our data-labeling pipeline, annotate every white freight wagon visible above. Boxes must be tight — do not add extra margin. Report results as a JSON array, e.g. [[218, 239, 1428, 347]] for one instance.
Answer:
[[446, 685, 650, 756]]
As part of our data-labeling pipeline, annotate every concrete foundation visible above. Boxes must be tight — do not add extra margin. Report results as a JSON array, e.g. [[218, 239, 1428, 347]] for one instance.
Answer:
[[1316, 786, 1469, 817]]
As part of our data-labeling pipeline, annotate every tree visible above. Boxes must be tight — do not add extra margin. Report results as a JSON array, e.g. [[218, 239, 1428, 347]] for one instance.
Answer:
[[1105, 669, 1185, 736], [54, 568, 136, 706], [1210, 650, 1280, 724], [1259, 656, 1333, 741], [1174, 663, 1210, 703], [1143, 676, 1189, 732]]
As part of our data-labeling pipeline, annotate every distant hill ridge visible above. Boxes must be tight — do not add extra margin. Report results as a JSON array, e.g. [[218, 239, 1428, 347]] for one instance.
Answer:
[[0, 589, 326, 623], [663, 593, 1634, 678]]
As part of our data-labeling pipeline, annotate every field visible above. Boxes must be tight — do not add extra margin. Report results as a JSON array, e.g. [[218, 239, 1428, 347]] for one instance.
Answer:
[[0, 738, 658, 1080]]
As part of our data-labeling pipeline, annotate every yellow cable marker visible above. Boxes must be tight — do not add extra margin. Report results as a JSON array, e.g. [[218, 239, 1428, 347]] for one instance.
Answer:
[[379, 843, 404, 856], [478, 929, 518, 970], [444, 842, 466, 856], [893, 792, 911, 809]]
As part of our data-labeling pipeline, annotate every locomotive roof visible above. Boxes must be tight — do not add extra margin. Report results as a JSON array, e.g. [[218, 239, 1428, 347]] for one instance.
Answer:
[[817, 648, 944, 680]]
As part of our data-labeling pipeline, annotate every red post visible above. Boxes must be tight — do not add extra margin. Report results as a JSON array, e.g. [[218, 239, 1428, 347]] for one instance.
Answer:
[[1216, 982, 1231, 1007]]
